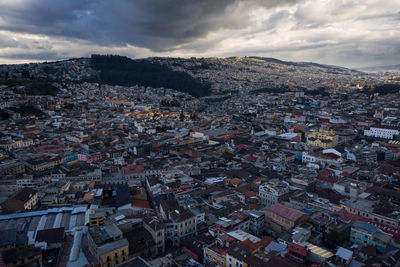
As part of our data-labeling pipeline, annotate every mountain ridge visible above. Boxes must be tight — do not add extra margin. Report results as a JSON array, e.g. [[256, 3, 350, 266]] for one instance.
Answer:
[[0, 54, 374, 97], [0, 55, 360, 73]]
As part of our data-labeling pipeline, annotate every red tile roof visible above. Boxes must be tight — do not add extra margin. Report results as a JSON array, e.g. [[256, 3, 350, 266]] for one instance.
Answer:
[[132, 199, 151, 209], [82, 191, 95, 201], [266, 204, 307, 222], [245, 191, 256, 197], [122, 165, 144, 174], [288, 242, 308, 257]]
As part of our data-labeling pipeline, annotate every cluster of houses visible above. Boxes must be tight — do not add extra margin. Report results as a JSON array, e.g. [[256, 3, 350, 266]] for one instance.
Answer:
[[0, 59, 399, 266]]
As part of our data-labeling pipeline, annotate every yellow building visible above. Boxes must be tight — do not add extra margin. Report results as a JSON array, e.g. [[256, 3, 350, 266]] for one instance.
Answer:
[[89, 214, 105, 226], [87, 209, 106, 226], [0, 139, 34, 151], [307, 129, 338, 149], [88, 225, 129, 267], [204, 245, 227, 267]]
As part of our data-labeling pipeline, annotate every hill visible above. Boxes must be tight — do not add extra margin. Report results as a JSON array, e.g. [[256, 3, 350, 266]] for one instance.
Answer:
[[0, 54, 377, 98], [359, 64, 400, 72], [88, 55, 211, 97]]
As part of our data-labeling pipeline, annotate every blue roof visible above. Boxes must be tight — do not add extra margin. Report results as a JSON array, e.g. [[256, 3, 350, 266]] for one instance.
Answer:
[[303, 209, 313, 215], [0, 210, 48, 221], [352, 221, 378, 233]]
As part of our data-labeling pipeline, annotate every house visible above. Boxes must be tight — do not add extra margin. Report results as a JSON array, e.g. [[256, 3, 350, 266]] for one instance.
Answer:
[[143, 215, 165, 255], [350, 221, 392, 248], [34, 227, 65, 250], [87, 224, 129, 267], [307, 129, 338, 149], [287, 242, 308, 265], [1, 188, 38, 212], [1, 245, 42, 267], [115, 256, 152, 267], [364, 126, 399, 139], [159, 199, 197, 247], [335, 246, 353, 265], [226, 242, 266, 267], [0, 229, 27, 250], [265, 204, 309, 233], [259, 180, 290, 206], [123, 226, 156, 259], [183, 232, 215, 264]]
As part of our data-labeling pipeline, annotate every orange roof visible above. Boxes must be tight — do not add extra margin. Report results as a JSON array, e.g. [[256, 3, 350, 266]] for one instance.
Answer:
[[259, 236, 275, 247], [240, 239, 258, 252], [132, 199, 151, 209], [231, 178, 243, 185]]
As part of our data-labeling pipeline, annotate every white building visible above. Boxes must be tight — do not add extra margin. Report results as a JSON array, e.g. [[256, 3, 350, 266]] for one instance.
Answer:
[[259, 180, 290, 206], [364, 127, 399, 139]]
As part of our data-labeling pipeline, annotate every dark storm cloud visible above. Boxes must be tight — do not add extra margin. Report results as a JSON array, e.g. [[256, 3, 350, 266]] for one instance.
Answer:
[[0, 51, 63, 60], [1, 0, 399, 67], [0, 0, 300, 51]]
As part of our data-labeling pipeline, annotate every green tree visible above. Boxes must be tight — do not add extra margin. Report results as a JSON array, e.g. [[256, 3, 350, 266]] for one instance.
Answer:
[[324, 228, 350, 249]]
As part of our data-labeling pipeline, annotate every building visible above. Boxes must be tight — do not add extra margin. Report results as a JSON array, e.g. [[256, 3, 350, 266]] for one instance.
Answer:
[[226, 242, 266, 267], [335, 247, 353, 265], [159, 199, 197, 247], [259, 181, 290, 206], [287, 242, 309, 265], [143, 215, 165, 255], [265, 204, 309, 233], [0, 160, 25, 177], [364, 126, 399, 139], [86, 209, 107, 226], [1, 245, 42, 267], [339, 198, 399, 228], [34, 227, 65, 250], [116, 256, 152, 267], [183, 232, 215, 264], [0, 139, 34, 151], [332, 178, 369, 197], [307, 129, 338, 149], [1, 188, 38, 212], [351, 221, 392, 248], [87, 224, 129, 267], [204, 240, 228, 267], [123, 225, 156, 259], [247, 210, 265, 236]]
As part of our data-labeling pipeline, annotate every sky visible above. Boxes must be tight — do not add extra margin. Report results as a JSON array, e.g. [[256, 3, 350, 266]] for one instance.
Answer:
[[0, 0, 399, 68]]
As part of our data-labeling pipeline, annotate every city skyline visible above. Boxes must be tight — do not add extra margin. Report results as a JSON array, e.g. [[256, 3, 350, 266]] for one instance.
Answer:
[[0, 0, 399, 68]]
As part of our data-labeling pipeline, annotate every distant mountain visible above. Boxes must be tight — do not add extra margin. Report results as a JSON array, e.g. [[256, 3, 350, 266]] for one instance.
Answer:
[[246, 56, 354, 73], [0, 54, 370, 97], [358, 64, 400, 72]]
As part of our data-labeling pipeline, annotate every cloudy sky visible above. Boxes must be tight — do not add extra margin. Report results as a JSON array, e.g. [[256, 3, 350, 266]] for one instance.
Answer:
[[0, 0, 399, 68]]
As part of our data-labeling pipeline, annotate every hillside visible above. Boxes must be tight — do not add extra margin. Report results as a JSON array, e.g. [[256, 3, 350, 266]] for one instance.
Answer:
[[88, 55, 211, 97], [0, 55, 380, 97], [359, 64, 400, 72]]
